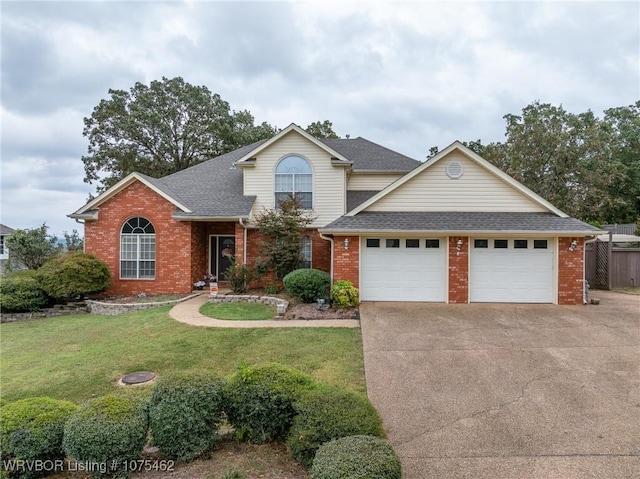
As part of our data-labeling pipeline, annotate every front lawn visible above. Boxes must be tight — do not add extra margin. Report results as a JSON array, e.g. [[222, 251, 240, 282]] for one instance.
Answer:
[[0, 306, 364, 404], [200, 302, 276, 320]]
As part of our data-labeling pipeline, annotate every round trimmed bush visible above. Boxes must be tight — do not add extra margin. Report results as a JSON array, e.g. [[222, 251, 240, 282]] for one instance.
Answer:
[[224, 362, 315, 444], [63, 395, 149, 478], [149, 371, 225, 461], [330, 281, 359, 308], [0, 270, 49, 313], [311, 435, 401, 479], [0, 397, 77, 479], [38, 252, 110, 300], [287, 386, 385, 468], [283, 269, 330, 303]]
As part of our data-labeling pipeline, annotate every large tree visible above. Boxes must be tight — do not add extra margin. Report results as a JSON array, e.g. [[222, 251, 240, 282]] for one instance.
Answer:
[[305, 120, 340, 139], [82, 77, 277, 193]]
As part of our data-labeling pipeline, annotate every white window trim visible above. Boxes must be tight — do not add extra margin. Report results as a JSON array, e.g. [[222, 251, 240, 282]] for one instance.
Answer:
[[120, 218, 156, 280], [274, 155, 313, 209]]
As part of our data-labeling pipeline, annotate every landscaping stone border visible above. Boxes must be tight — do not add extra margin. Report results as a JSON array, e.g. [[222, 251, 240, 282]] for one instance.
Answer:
[[1, 302, 89, 323], [87, 293, 202, 316], [208, 295, 289, 316]]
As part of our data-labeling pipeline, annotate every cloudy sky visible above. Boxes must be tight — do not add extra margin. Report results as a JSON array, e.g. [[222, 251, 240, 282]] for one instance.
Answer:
[[1, 1, 638, 237]]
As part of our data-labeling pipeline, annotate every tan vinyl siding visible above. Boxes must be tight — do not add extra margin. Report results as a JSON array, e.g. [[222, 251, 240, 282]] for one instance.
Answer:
[[245, 131, 346, 227], [365, 152, 548, 212], [347, 173, 404, 191]]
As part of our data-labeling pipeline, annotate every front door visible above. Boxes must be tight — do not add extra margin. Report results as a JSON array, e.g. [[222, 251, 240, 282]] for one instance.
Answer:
[[210, 236, 235, 281]]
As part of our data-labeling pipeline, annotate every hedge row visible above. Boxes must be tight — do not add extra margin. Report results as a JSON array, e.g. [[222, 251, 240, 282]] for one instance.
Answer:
[[0, 253, 110, 313], [0, 363, 400, 478]]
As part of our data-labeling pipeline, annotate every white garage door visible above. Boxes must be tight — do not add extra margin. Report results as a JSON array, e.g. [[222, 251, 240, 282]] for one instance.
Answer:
[[470, 238, 554, 303], [361, 237, 446, 301]]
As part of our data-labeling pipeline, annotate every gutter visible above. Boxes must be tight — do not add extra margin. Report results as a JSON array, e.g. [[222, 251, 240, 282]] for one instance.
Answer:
[[238, 217, 248, 264]]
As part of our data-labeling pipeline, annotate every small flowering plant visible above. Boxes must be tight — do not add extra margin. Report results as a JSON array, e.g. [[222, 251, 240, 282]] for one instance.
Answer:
[[194, 273, 217, 288]]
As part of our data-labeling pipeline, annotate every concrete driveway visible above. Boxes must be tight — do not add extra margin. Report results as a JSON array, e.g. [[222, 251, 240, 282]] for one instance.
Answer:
[[360, 291, 640, 479]]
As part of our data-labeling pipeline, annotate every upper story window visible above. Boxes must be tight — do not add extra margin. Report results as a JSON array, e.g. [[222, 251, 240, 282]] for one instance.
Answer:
[[120, 217, 155, 279], [0, 236, 6, 256], [275, 156, 312, 209]]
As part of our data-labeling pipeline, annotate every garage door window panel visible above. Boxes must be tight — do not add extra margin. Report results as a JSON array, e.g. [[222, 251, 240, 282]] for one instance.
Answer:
[[494, 239, 508, 248], [534, 240, 548, 249], [386, 239, 400, 248], [425, 239, 440, 248], [514, 240, 528, 249], [406, 239, 420, 248], [366, 239, 380, 248], [474, 239, 488, 248]]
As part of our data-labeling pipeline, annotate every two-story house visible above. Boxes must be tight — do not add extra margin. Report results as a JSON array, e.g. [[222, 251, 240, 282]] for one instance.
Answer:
[[69, 124, 599, 304]]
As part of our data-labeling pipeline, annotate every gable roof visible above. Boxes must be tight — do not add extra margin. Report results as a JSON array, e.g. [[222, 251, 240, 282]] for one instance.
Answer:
[[348, 141, 567, 217], [70, 172, 193, 219], [70, 128, 421, 221], [235, 123, 352, 166]]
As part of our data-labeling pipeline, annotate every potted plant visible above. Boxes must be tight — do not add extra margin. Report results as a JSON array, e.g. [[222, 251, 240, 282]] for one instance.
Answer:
[[194, 273, 217, 293]]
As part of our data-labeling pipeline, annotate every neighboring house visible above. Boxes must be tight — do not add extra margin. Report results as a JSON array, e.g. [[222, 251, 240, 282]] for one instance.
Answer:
[[0, 224, 14, 274], [69, 123, 600, 304]]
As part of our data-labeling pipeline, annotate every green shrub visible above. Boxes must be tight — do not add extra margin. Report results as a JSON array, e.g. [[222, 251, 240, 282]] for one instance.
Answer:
[[287, 386, 385, 468], [37, 253, 110, 300], [149, 371, 225, 461], [0, 397, 77, 479], [224, 258, 254, 294], [63, 395, 148, 478], [0, 270, 49, 313], [263, 283, 279, 295], [283, 269, 330, 303], [311, 435, 401, 479], [330, 281, 359, 308], [224, 363, 315, 444]]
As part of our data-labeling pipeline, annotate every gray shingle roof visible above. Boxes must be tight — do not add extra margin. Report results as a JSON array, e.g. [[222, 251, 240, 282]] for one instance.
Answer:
[[321, 212, 601, 234], [347, 191, 379, 212], [136, 137, 418, 218], [320, 137, 420, 171], [0, 224, 15, 235], [149, 141, 267, 218]]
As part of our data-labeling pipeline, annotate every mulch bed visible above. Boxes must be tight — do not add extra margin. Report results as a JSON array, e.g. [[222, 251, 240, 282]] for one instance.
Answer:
[[283, 303, 359, 320]]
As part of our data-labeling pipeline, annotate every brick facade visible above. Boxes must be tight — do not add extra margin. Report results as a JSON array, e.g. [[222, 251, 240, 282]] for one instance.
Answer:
[[448, 236, 469, 303], [333, 236, 360, 287], [557, 237, 585, 305], [84, 181, 193, 296]]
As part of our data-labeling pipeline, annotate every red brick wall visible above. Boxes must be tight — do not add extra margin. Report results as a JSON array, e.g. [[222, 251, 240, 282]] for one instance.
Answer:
[[333, 236, 359, 287], [84, 181, 193, 296], [242, 228, 330, 287], [448, 236, 469, 303], [558, 237, 585, 305]]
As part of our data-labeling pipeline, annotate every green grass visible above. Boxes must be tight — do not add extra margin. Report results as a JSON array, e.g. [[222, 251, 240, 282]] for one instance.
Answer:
[[0, 306, 364, 404], [200, 302, 276, 320]]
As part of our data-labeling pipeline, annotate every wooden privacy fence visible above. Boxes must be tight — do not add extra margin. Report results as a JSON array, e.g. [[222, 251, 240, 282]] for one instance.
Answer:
[[586, 240, 640, 289]]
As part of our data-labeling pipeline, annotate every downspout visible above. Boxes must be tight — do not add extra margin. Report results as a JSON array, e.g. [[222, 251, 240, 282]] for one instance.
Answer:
[[238, 217, 248, 264], [74, 218, 86, 252], [318, 232, 334, 283]]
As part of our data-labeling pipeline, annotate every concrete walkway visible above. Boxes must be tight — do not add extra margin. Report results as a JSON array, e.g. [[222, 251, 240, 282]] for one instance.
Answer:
[[169, 293, 360, 328]]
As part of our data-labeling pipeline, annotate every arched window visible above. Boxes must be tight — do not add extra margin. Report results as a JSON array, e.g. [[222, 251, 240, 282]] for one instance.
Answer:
[[120, 217, 155, 279], [275, 156, 312, 209]]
